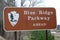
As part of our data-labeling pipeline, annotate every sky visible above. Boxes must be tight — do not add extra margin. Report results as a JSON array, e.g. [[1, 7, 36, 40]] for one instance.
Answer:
[[44, 0, 60, 25], [25, 0, 60, 25], [15, 0, 60, 25], [4, 0, 60, 25]]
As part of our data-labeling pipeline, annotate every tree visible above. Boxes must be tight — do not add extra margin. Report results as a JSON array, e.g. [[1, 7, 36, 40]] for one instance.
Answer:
[[48, 31, 54, 40], [10, 13, 14, 22], [0, 0, 5, 37], [31, 30, 54, 40]]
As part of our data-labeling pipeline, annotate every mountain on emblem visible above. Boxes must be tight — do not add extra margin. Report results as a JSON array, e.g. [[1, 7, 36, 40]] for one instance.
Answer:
[[8, 11, 19, 27]]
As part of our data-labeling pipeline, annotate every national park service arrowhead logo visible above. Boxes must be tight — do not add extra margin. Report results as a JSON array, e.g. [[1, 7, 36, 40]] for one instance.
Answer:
[[8, 11, 19, 27]]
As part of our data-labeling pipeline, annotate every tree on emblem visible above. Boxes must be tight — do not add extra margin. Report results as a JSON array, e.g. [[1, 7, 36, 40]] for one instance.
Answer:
[[10, 13, 14, 22]]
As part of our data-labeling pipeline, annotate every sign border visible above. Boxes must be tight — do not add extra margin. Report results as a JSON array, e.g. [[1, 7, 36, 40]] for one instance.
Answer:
[[3, 7, 57, 32]]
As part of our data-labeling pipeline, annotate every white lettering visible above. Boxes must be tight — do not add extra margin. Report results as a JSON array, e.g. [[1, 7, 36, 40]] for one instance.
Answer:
[[39, 10, 53, 15], [33, 23, 46, 26], [28, 16, 50, 21], [24, 11, 35, 15]]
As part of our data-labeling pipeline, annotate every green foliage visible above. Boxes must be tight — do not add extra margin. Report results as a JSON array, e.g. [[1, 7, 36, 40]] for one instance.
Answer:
[[31, 30, 54, 40], [48, 31, 54, 40]]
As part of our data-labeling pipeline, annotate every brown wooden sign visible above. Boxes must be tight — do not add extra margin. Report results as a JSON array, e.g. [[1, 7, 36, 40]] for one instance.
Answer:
[[4, 8, 56, 31]]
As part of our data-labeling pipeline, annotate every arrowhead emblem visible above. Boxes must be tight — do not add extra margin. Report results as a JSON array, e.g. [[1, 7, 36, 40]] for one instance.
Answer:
[[8, 11, 19, 27]]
